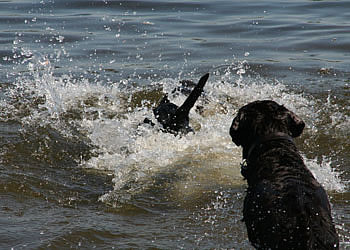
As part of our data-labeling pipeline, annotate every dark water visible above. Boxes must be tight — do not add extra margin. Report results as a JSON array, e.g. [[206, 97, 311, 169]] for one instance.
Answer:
[[1, 0, 349, 249]]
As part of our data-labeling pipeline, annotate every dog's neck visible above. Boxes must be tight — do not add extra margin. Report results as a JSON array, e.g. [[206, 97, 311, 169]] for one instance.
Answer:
[[243, 132, 294, 161]]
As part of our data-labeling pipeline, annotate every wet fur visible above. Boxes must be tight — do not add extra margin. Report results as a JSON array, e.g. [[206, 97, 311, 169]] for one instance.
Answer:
[[230, 100, 339, 250]]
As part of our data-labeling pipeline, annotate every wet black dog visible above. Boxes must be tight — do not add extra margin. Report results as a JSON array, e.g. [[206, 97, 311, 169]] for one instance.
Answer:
[[229, 100, 339, 250], [144, 73, 209, 135]]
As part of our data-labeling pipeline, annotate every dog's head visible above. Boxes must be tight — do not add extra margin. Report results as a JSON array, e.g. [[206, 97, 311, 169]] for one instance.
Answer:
[[230, 100, 305, 147]]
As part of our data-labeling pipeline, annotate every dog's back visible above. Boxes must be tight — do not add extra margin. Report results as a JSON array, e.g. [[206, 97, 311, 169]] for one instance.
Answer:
[[242, 140, 339, 249], [151, 73, 209, 135], [230, 100, 339, 249]]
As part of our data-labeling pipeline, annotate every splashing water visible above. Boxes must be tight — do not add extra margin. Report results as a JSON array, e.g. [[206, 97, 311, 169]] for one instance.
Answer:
[[1, 56, 346, 208]]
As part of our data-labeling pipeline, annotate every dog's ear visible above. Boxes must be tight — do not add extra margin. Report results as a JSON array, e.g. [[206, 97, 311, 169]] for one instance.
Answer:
[[288, 111, 305, 137], [230, 112, 244, 146]]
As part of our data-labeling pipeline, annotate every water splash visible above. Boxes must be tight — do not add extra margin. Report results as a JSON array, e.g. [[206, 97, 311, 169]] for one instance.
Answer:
[[305, 156, 346, 192], [1, 56, 346, 208]]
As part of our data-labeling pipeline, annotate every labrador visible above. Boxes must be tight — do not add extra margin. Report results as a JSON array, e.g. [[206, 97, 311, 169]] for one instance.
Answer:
[[229, 100, 339, 250]]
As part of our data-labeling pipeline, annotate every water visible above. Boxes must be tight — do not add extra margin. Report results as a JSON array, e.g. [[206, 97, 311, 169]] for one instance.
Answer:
[[0, 0, 349, 249]]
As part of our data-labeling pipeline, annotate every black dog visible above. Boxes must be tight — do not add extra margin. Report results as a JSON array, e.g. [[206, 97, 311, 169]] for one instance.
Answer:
[[144, 73, 209, 135], [230, 100, 339, 250]]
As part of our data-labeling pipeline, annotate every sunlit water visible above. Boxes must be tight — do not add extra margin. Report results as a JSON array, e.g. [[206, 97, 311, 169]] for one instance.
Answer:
[[0, 0, 349, 249]]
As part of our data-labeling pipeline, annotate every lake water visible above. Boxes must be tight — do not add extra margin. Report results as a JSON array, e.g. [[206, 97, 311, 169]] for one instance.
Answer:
[[0, 0, 349, 249]]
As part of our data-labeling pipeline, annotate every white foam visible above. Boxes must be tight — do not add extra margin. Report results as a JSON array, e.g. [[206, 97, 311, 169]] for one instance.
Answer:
[[305, 156, 345, 192], [2, 57, 346, 205]]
